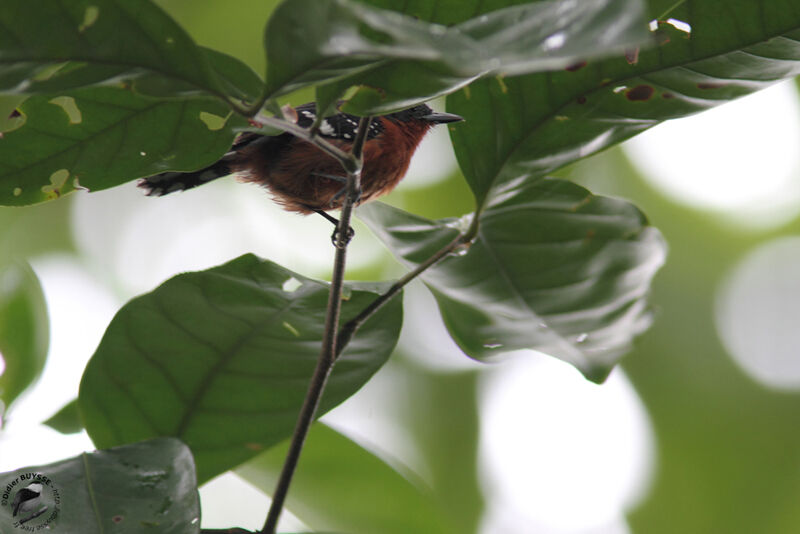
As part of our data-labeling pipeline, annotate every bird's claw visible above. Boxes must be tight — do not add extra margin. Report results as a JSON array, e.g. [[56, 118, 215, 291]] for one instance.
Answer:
[[331, 225, 355, 248]]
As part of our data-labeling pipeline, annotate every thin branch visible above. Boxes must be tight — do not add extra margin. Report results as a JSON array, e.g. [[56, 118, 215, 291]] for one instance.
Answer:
[[259, 116, 373, 534], [337, 231, 472, 355], [247, 115, 353, 168]]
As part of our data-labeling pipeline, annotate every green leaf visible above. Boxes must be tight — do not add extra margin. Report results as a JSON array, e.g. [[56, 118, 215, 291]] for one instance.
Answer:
[[79, 254, 402, 483], [448, 5, 800, 207], [265, 0, 648, 113], [43, 399, 83, 435], [0, 438, 198, 533], [0, 0, 249, 102], [358, 179, 666, 382], [0, 86, 245, 206], [0, 261, 48, 415], [237, 424, 457, 534]]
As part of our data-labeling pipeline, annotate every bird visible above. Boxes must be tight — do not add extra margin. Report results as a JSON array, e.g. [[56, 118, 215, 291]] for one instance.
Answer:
[[11, 482, 45, 523], [139, 102, 463, 226]]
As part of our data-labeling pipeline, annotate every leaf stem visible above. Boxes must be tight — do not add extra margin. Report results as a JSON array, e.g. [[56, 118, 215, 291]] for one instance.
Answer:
[[259, 115, 372, 534], [336, 231, 470, 354]]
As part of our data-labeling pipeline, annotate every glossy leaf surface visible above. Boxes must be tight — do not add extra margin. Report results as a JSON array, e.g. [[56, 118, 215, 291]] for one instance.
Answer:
[[0, 438, 198, 533], [79, 255, 402, 482], [449, 6, 800, 206], [265, 0, 648, 113], [359, 179, 666, 382]]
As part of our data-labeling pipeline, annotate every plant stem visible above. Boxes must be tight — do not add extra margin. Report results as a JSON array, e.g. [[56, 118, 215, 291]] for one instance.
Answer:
[[336, 231, 471, 354], [259, 116, 372, 534]]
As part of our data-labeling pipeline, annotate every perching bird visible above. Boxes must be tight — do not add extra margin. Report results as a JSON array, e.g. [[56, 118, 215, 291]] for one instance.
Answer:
[[11, 482, 45, 523], [139, 103, 463, 218]]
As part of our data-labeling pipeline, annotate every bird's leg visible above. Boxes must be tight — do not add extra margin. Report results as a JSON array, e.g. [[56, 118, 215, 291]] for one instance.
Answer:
[[310, 207, 355, 246], [310, 172, 362, 209]]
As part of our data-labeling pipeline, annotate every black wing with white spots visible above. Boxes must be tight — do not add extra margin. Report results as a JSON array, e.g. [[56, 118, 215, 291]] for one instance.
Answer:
[[293, 103, 385, 142]]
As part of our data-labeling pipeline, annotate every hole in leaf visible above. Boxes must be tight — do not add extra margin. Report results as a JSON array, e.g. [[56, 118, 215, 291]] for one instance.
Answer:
[[625, 85, 654, 101], [0, 96, 27, 133], [199, 111, 228, 131], [79, 6, 99, 32], [42, 169, 70, 199], [49, 96, 82, 124], [542, 32, 565, 50], [665, 18, 691, 34], [282, 277, 302, 292]]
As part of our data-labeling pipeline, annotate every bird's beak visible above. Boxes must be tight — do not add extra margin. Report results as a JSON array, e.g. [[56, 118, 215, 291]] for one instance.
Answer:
[[422, 111, 464, 124]]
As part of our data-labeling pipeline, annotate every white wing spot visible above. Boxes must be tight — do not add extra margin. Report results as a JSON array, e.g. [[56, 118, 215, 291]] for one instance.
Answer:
[[319, 120, 335, 136]]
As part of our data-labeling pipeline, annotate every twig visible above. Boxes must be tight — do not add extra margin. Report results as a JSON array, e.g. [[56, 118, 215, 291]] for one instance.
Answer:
[[259, 116, 373, 534], [336, 232, 471, 354]]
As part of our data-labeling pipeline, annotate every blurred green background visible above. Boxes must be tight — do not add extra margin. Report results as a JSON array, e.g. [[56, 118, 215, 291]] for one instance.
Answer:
[[2, 2, 800, 533]]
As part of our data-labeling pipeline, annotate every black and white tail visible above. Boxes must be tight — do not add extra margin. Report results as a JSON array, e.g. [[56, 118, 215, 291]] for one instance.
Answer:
[[138, 133, 266, 196], [138, 159, 234, 196]]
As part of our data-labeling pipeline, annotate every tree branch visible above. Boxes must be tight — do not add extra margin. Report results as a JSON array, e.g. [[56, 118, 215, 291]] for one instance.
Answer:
[[259, 116, 373, 534], [336, 230, 473, 356]]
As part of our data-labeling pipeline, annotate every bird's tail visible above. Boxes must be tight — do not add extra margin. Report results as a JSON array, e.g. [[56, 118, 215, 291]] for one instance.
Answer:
[[138, 159, 234, 196]]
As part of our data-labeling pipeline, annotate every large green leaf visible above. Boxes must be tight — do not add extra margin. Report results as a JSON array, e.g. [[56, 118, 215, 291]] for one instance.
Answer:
[[0, 86, 245, 206], [265, 0, 648, 113], [0, 438, 198, 533], [79, 255, 402, 483], [237, 424, 457, 534], [449, 3, 800, 207], [0, 0, 260, 102], [359, 178, 666, 382], [0, 261, 48, 418]]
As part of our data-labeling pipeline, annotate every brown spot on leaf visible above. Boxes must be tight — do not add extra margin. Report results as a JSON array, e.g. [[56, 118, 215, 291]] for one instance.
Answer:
[[625, 85, 654, 101], [565, 60, 587, 72], [625, 47, 639, 65], [662, 92, 675, 99], [576, 96, 587, 105], [8, 109, 20, 119], [697, 82, 725, 90], [112, 515, 124, 523]]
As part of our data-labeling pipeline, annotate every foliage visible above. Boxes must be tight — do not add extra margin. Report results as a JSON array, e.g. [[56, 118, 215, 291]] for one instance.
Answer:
[[1, 0, 800, 533]]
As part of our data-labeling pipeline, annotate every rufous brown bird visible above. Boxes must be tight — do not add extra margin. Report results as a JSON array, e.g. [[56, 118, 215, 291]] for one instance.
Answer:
[[139, 102, 463, 221]]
